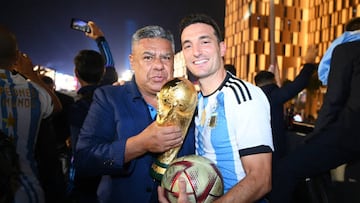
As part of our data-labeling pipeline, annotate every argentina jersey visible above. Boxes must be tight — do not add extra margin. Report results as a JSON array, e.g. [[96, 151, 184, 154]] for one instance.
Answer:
[[195, 73, 273, 193], [0, 70, 53, 203]]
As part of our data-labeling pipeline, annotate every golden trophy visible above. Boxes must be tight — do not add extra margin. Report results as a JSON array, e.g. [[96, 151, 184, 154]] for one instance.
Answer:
[[150, 77, 197, 181]]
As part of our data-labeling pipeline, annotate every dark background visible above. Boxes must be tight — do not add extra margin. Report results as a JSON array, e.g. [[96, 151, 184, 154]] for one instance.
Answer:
[[1, 0, 225, 76]]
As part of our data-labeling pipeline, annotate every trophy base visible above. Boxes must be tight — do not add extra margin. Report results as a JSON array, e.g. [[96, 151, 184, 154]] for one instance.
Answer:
[[150, 159, 169, 182]]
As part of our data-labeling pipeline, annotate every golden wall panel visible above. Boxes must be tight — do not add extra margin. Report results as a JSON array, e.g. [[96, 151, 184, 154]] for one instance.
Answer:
[[224, 0, 358, 119], [225, 0, 358, 79]]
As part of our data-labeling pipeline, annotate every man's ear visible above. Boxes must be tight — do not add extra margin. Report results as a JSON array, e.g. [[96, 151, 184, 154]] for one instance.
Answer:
[[219, 41, 226, 57], [74, 67, 79, 78], [129, 54, 133, 66], [128, 54, 136, 73]]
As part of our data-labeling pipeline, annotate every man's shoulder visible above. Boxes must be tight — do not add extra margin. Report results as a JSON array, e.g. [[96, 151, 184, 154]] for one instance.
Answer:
[[260, 84, 278, 96], [337, 40, 360, 49], [94, 83, 137, 102], [333, 40, 360, 60], [223, 77, 267, 105], [96, 84, 124, 94]]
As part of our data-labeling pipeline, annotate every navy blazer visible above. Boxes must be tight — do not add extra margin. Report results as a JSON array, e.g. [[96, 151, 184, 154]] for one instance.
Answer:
[[75, 78, 195, 203]]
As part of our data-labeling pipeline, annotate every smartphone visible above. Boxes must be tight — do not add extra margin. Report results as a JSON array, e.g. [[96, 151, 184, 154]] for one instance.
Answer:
[[70, 18, 91, 33]]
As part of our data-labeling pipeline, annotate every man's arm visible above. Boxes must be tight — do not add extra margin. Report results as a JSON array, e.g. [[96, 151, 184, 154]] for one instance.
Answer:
[[215, 153, 272, 203], [85, 21, 114, 67], [75, 87, 185, 175], [303, 45, 317, 65], [11, 52, 62, 113], [273, 46, 317, 103], [268, 63, 282, 87], [86, 21, 118, 85]]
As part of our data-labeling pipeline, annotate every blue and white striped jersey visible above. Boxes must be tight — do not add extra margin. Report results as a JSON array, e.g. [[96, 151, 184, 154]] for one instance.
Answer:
[[0, 69, 53, 203], [195, 73, 273, 193]]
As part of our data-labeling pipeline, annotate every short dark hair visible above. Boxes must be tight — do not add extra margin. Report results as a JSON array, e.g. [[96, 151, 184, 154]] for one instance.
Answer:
[[74, 50, 105, 84], [345, 17, 360, 31], [254, 71, 275, 86], [0, 26, 18, 69], [132, 25, 175, 52], [179, 13, 224, 42]]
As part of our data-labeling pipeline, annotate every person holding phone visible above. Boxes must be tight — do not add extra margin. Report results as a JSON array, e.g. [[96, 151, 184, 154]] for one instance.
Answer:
[[70, 19, 118, 85], [67, 21, 118, 203], [71, 18, 91, 33], [84, 21, 118, 85]]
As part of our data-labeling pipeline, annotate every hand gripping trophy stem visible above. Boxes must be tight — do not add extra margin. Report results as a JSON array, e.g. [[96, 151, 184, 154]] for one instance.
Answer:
[[150, 77, 197, 181]]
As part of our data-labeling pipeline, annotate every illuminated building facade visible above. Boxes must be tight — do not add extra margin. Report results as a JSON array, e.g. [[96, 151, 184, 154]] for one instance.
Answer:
[[224, 0, 360, 120]]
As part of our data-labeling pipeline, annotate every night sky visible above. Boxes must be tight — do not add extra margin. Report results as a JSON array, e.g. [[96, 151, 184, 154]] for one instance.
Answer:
[[1, 0, 225, 76]]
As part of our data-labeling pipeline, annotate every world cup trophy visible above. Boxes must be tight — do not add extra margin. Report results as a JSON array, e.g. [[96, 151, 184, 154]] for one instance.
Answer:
[[150, 77, 197, 181]]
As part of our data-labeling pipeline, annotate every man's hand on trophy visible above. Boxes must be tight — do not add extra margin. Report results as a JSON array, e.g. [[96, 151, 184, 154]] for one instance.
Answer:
[[140, 121, 184, 153]]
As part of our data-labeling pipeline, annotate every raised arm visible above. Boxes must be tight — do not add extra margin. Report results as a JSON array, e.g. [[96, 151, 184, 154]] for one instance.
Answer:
[[86, 21, 118, 85], [268, 63, 281, 87], [86, 21, 114, 67], [303, 45, 317, 65], [11, 52, 62, 113]]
